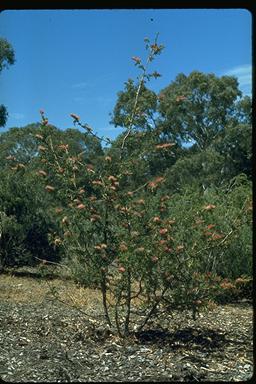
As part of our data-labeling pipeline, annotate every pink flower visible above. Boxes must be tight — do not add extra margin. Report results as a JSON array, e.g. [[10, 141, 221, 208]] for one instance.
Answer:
[[35, 134, 44, 140], [37, 170, 47, 177], [155, 143, 175, 150], [77, 204, 86, 210], [135, 199, 145, 205], [135, 247, 145, 253], [5, 155, 16, 160], [38, 145, 47, 152], [159, 228, 168, 235], [132, 56, 141, 64], [90, 214, 101, 222], [148, 176, 165, 190], [45, 185, 55, 192], [70, 113, 80, 121], [211, 233, 224, 240], [152, 71, 161, 78], [176, 95, 187, 102], [58, 144, 69, 151], [108, 175, 118, 182], [206, 224, 216, 229], [62, 216, 69, 225], [92, 180, 103, 186], [119, 242, 128, 252], [203, 204, 216, 211], [54, 237, 62, 246], [42, 119, 48, 126]]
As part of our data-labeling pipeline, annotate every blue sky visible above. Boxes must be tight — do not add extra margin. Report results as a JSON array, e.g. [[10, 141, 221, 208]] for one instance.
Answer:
[[0, 9, 252, 140]]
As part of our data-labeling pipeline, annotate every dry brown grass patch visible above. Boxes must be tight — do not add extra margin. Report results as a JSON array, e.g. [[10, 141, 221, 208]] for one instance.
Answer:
[[0, 273, 102, 312]]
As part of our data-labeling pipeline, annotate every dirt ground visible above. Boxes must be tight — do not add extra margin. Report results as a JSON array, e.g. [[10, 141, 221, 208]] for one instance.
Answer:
[[0, 272, 253, 382]]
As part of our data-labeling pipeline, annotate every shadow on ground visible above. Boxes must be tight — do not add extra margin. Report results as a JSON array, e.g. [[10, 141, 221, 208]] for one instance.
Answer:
[[135, 327, 227, 351]]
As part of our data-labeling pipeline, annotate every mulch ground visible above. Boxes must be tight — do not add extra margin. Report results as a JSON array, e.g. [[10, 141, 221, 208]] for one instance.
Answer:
[[0, 273, 253, 382]]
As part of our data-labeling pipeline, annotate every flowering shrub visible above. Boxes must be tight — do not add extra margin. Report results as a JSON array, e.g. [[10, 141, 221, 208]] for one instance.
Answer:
[[17, 35, 251, 337], [214, 275, 253, 303]]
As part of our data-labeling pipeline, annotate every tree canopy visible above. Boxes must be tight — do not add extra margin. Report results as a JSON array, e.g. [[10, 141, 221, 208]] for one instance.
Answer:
[[0, 37, 15, 128], [158, 71, 243, 149]]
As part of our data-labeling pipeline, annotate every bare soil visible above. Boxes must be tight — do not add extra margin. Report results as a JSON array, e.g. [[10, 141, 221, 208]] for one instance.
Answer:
[[0, 271, 253, 382]]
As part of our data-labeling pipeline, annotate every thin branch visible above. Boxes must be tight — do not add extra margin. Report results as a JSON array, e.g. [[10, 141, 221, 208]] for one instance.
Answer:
[[137, 286, 168, 332], [34, 256, 71, 270], [120, 33, 160, 154], [44, 279, 106, 322]]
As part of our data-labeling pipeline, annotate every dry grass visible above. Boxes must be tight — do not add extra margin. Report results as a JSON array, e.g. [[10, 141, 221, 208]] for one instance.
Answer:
[[0, 270, 153, 326], [0, 273, 102, 311], [0, 267, 148, 316]]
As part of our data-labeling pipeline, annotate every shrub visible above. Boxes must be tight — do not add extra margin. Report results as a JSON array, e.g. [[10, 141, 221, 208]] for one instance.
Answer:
[[11, 34, 251, 337], [0, 211, 31, 271]]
